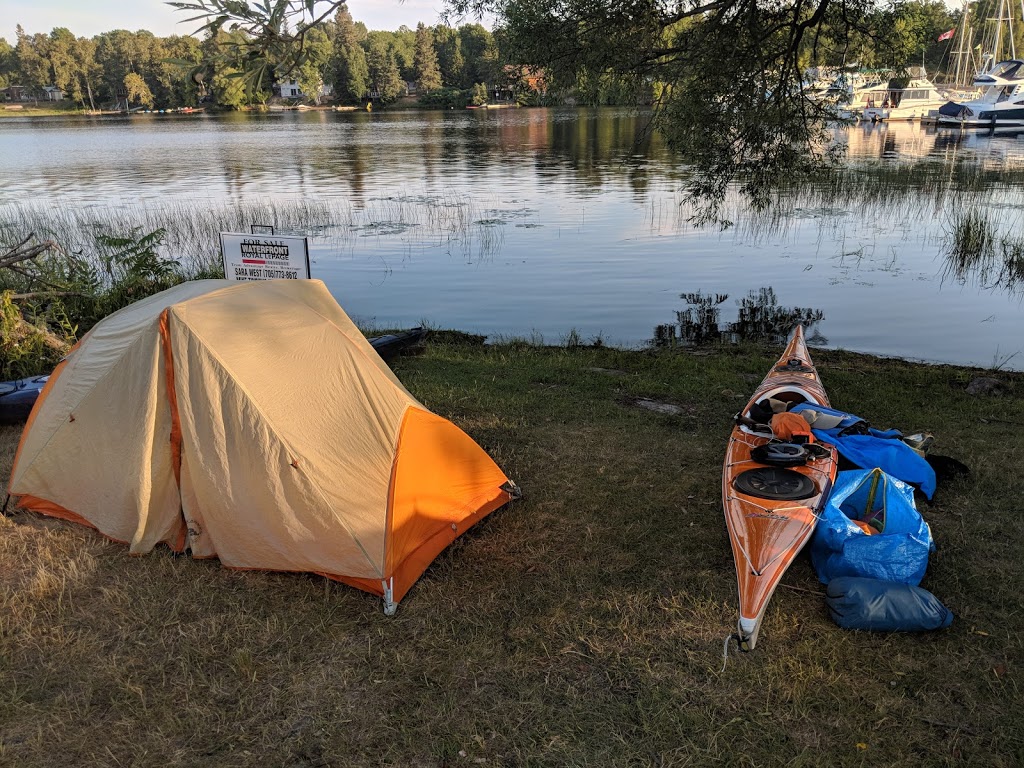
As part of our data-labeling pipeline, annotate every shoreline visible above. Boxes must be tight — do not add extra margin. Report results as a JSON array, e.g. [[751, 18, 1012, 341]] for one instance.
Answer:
[[0, 99, 526, 119]]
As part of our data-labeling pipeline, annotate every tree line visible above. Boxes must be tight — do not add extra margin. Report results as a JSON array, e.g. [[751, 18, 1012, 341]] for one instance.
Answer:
[[0, 5, 510, 110], [4, 0, 1019, 114]]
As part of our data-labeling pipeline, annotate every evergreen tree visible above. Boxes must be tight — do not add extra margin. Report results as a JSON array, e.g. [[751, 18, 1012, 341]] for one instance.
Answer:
[[294, 26, 333, 102], [48, 28, 82, 103], [366, 33, 404, 103], [391, 26, 417, 81], [413, 23, 442, 91], [94, 30, 150, 105], [334, 45, 369, 102], [433, 26, 465, 87], [330, 5, 369, 102], [458, 24, 498, 87]]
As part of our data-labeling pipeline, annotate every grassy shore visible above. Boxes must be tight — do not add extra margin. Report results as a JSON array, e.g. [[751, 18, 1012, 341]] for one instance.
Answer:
[[0, 103, 95, 118], [1, 337, 1022, 766]]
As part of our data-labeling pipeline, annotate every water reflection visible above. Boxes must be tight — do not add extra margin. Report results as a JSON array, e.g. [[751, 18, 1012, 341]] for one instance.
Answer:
[[0, 108, 676, 209], [841, 120, 1024, 166], [652, 288, 825, 347], [2, 111, 1024, 368]]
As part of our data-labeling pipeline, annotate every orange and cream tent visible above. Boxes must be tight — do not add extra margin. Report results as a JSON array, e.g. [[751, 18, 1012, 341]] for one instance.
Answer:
[[7, 279, 516, 613]]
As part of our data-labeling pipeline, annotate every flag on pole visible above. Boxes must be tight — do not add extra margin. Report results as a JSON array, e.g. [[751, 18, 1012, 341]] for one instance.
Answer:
[[938, 28, 956, 42]]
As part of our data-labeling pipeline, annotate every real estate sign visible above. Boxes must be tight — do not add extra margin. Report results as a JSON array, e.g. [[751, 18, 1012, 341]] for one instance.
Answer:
[[220, 233, 311, 282]]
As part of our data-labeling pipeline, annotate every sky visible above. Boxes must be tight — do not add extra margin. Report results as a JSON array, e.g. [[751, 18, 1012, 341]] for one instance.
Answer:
[[5, 0, 487, 41]]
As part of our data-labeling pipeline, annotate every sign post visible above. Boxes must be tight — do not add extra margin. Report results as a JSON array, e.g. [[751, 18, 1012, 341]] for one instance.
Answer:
[[220, 232, 311, 282]]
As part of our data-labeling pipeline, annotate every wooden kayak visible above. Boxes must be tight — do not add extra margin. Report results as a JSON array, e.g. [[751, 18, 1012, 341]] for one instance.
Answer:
[[722, 326, 839, 651]]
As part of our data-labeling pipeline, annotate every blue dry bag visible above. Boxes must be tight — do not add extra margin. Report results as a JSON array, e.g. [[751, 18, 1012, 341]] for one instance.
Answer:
[[826, 576, 953, 632], [810, 468, 935, 585]]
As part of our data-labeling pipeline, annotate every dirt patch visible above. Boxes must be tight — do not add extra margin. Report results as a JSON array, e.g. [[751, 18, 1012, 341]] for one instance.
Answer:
[[620, 396, 696, 416]]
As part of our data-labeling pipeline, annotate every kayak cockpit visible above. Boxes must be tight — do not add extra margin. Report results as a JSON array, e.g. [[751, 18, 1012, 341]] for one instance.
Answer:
[[738, 386, 823, 436]]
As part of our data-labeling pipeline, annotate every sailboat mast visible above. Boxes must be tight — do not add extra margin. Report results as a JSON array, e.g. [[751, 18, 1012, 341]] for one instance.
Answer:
[[967, 27, 975, 80], [993, 0, 1004, 72], [955, 0, 971, 86], [1011, 0, 1019, 60]]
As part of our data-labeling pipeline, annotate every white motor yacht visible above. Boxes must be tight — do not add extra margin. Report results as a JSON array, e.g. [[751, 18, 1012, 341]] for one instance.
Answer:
[[862, 73, 950, 121], [824, 71, 893, 120], [936, 59, 1024, 127]]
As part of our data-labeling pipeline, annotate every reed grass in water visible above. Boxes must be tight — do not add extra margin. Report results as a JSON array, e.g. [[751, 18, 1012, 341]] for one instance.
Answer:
[[0, 193, 497, 277], [4, 158, 1024, 305], [943, 206, 1024, 292]]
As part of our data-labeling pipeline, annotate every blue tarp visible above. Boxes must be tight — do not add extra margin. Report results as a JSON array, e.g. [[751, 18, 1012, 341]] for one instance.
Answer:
[[791, 403, 936, 499], [810, 469, 935, 586]]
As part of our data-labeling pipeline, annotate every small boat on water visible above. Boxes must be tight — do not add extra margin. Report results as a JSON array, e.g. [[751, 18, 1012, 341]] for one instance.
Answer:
[[0, 328, 428, 425], [722, 326, 839, 650]]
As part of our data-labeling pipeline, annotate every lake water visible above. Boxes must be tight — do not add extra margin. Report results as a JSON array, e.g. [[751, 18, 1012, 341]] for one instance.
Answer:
[[2, 108, 1023, 369]]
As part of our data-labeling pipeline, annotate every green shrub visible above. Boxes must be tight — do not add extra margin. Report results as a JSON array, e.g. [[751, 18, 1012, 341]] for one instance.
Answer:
[[418, 87, 470, 109], [90, 228, 182, 320], [1, 228, 190, 375], [0, 291, 73, 379]]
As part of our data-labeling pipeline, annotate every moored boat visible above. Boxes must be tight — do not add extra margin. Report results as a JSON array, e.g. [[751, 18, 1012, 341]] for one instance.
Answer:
[[936, 59, 1024, 128], [722, 326, 839, 650], [862, 70, 949, 121]]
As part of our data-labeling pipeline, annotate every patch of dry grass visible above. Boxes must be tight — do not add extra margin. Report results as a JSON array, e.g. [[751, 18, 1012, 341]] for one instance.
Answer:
[[1, 342, 1022, 766]]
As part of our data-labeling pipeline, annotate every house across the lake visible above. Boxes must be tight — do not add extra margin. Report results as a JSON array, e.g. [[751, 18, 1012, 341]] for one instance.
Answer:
[[2, 84, 65, 102], [1, 85, 29, 101], [503, 65, 547, 95], [273, 79, 334, 103]]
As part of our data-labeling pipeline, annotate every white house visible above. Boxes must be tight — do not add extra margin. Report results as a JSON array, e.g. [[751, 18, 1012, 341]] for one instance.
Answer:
[[276, 79, 302, 98], [274, 79, 334, 103]]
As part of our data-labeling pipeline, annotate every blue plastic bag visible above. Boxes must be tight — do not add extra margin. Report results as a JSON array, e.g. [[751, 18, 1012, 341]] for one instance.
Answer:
[[810, 468, 935, 585], [791, 403, 937, 499], [826, 576, 953, 632]]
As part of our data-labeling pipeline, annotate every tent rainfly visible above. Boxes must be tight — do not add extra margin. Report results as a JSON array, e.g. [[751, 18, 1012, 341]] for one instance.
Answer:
[[7, 279, 517, 613]]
